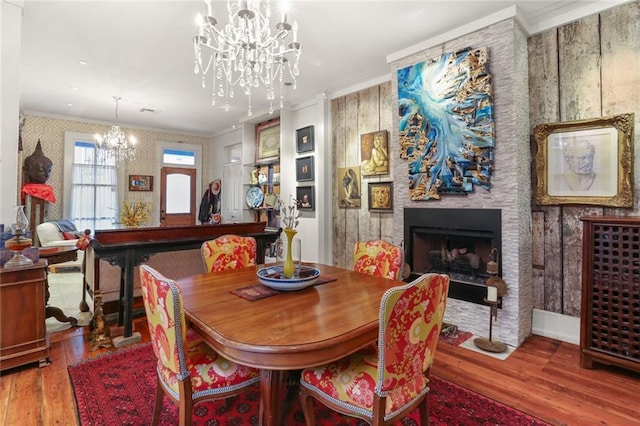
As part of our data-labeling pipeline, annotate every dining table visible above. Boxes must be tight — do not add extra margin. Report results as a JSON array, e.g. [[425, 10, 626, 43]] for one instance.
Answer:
[[177, 262, 403, 426]]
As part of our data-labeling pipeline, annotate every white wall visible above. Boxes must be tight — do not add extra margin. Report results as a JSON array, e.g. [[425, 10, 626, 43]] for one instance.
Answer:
[[1, 0, 24, 225], [280, 95, 331, 264]]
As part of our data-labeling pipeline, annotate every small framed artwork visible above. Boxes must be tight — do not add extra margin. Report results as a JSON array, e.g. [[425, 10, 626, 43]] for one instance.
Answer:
[[255, 118, 281, 161], [368, 181, 393, 212], [296, 125, 315, 153], [337, 166, 361, 208], [129, 175, 153, 191], [296, 156, 314, 182], [360, 129, 389, 177], [534, 113, 634, 207], [296, 186, 315, 211]]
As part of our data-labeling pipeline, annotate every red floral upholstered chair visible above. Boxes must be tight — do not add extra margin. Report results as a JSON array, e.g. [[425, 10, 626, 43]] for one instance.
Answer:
[[200, 234, 257, 272], [139, 265, 260, 426], [353, 240, 403, 280], [299, 273, 450, 426]]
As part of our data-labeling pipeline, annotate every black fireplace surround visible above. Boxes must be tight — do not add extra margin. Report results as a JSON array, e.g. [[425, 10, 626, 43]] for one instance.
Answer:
[[404, 208, 502, 305]]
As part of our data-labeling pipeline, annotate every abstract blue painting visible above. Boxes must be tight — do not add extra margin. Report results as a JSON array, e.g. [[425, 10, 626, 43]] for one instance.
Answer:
[[397, 47, 495, 200]]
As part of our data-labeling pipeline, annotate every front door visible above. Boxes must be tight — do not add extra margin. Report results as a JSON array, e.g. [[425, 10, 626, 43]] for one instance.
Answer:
[[160, 167, 196, 226]]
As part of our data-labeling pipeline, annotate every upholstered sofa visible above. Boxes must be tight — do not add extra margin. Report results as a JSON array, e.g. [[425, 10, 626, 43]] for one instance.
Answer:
[[35, 221, 84, 271]]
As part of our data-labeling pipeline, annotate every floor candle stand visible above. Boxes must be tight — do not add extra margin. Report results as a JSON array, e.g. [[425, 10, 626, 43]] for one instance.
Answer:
[[474, 297, 507, 353]]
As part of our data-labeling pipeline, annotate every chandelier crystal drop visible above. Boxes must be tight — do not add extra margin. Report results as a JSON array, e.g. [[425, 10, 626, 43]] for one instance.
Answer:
[[95, 96, 137, 161], [193, 0, 302, 117]]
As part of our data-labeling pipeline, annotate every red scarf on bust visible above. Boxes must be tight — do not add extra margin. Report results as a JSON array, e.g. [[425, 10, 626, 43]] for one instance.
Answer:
[[22, 183, 57, 203]]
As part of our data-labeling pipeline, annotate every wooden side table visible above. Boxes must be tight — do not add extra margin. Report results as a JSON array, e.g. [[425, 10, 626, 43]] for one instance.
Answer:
[[39, 246, 79, 325], [0, 260, 51, 371]]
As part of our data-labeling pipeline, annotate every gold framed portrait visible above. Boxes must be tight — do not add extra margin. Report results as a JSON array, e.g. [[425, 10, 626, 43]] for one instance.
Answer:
[[533, 113, 634, 207], [360, 130, 389, 177], [368, 181, 393, 212], [255, 118, 280, 161]]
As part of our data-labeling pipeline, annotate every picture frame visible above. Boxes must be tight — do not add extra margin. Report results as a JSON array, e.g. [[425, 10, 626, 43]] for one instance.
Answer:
[[296, 186, 315, 211], [129, 175, 153, 191], [368, 181, 393, 212], [534, 113, 634, 207], [296, 156, 314, 182], [360, 130, 389, 177], [255, 118, 280, 161], [337, 166, 361, 208], [296, 125, 315, 153]]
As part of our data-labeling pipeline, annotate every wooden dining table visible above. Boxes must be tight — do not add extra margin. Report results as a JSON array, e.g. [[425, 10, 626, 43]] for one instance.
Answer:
[[177, 263, 403, 426]]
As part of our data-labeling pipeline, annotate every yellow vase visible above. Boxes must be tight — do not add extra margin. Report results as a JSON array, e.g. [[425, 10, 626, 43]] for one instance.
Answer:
[[283, 228, 297, 279]]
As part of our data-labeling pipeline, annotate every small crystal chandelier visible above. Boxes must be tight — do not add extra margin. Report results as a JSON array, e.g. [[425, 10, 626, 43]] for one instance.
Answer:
[[95, 96, 137, 161], [193, 0, 302, 117]]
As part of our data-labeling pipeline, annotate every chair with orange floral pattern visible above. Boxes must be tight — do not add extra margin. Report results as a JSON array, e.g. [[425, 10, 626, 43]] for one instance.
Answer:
[[200, 234, 257, 272], [353, 239, 403, 280], [299, 273, 450, 426], [139, 265, 260, 426]]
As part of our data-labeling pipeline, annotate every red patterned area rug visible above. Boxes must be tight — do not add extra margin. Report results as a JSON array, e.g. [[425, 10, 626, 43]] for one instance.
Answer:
[[69, 343, 548, 426], [439, 323, 474, 346]]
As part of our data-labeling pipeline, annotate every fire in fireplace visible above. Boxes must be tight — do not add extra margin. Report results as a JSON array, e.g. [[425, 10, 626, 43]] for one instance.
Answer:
[[404, 208, 501, 305]]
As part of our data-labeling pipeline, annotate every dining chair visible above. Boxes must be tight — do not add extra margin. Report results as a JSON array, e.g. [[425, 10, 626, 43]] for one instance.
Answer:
[[200, 234, 257, 272], [139, 265, 260, 426], [299, 273, 450, 426], [353, 239, 404, 280]]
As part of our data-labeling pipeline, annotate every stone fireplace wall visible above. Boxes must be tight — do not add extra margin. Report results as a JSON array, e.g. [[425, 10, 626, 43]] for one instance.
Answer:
[[390, 19, 532, 346]]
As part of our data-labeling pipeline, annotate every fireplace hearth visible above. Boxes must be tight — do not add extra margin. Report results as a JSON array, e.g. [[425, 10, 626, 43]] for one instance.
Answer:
[[404, 208, 502, 305]]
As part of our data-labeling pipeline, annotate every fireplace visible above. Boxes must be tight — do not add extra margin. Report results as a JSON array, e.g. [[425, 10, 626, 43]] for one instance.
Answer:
[[404, 208, 501, 305]]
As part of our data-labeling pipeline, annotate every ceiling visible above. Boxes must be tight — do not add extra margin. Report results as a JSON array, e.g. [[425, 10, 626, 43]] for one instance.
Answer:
[[19, 0, 627, 138]]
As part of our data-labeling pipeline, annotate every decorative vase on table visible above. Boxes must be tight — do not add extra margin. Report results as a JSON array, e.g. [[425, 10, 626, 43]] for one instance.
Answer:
[[283, 227, 297, 279], [4, 205, 34, 268]]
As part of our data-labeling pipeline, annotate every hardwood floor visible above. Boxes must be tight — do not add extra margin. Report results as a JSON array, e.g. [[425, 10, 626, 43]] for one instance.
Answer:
[[1, 319, 639, 425]]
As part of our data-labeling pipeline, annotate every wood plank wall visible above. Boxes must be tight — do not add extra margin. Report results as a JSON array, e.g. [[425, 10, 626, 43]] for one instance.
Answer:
[[528, 1, 640, 316], [331, 1, 639, 319], [331, 84, 394, 269]]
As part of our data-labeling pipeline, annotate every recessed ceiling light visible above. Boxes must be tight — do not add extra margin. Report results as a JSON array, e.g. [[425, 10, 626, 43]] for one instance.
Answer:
[[79, 60, 88, 66], [67, 103, 73, 107], [71, 86, 79, 91]]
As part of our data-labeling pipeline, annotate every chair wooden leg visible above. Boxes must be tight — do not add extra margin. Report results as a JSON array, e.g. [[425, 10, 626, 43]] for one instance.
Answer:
[[419, 397, 429, 425], [179, 397, 193, 426], [151, 377, 164, 426], [299, 389, 316, 426], [372, 395, 385, 426]]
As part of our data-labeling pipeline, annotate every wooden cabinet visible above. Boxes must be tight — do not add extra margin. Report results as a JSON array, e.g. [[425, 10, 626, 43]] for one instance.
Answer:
[[0, 260, 50, 371], [580, 216, 640, 373]]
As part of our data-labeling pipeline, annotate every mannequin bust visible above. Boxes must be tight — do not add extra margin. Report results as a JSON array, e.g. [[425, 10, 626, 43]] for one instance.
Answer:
[[23, 139, 53, 184]]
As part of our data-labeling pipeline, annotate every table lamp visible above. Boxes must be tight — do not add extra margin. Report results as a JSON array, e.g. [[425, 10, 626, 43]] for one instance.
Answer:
[[4, 206, 34, 267]]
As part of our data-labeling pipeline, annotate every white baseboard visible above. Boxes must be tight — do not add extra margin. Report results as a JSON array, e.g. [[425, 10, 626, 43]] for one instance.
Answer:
[[532, 309, 580, 345]]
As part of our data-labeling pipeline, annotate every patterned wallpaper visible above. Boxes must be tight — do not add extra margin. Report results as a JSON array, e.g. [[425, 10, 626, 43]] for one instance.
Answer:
[[20, 114, 211, 221]]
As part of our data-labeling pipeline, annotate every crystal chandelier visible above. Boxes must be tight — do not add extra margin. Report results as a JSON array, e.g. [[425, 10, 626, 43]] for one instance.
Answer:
[[95, 96, 136, 161], [193, 0, 302, 117]]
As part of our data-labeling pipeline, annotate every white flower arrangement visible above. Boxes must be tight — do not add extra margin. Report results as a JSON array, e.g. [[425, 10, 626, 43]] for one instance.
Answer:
[[277, 196, 300, 230]]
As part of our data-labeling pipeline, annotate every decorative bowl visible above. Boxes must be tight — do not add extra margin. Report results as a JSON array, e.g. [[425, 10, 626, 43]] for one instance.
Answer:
[[257, 265, 320, 291]]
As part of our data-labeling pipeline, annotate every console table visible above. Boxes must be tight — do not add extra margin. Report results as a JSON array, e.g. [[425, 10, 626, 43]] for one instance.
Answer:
[[0, 260, 50, 371], [39, 245, 79, 325], [88, 222, 280, 347]]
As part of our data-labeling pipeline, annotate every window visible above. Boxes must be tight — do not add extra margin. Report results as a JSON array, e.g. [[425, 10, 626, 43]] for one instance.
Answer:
[[67, 139, 118, 231], [163, 148, 195, 166]]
